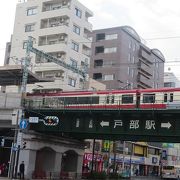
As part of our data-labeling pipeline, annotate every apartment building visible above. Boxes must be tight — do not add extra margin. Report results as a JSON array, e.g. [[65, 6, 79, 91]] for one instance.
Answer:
[[89, 26, 165, 90], [6, 0, 93, 92]]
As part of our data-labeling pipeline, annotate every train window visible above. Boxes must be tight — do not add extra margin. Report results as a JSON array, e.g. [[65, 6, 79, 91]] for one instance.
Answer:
[[143, 94, 155, 103], [111, 95, 114, 104], [91, 96, 99, 104], [122, 95, 133, 104], [65, 97, 77, 104], [170, 93, 173, 102], [164, 93, 167, 102], [78, 97, 90, 104], [106, 96, 110, 104]]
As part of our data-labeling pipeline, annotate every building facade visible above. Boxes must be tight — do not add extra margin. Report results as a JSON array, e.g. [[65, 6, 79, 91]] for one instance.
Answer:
[[89, 26, 165, 90], [162, 143, 180, 167], [6, 0, 93, 93], [83, 140, 161, 176], [164, 72, 180, 88]]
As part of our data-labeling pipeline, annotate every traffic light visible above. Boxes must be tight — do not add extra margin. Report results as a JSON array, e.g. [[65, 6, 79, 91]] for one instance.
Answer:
[[0, 138, 5, 147], [22, 141, 26, 149]]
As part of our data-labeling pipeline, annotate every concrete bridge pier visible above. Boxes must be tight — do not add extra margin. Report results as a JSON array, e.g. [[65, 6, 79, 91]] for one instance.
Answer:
[[18, 132, 85, 179]]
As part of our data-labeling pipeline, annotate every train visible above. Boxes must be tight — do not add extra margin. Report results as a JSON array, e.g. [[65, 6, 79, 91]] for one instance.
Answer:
[[25, 87, 180, 109]]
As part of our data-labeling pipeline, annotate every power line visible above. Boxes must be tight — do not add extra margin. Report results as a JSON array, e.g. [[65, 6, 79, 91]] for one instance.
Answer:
[[145, 35, 180, 41]]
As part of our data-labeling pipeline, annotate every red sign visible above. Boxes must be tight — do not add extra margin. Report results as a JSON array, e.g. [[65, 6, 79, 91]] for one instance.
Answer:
[[84, 153, 102, 162]]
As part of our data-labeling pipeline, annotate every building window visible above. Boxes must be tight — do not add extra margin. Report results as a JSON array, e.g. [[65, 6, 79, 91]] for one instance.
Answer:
[[104, 60, 114, 67], [104, 47, 117, 53], [71, 41, 79, 52], [75, 7, 82, 18], [93, 73, 102, 80], [68, 77, 76, 87], [95, 46, 104, 54], [133, 43, 136, 51], [25, 24, 35, 32], [104, 74, 114, 81], [128, 53, 131, 62], [27, 7, 37, 16], [131, 69, 134, 78], [96, 33, 105, 41], [164, 82, 175, 87], [128, 67, 130, 75], [156, 62, 159, 68], [73, 24, 80, 35], [106, 34, 118, 40], [94, 59, 103, 68], [132, 56, 135, 63], [129, 41, 132, 49], [70, 58, 77, 68]]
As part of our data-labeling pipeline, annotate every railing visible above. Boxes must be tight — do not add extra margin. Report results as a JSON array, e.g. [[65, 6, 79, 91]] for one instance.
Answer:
[[39, 40, 67, 46], [42, 5, 70, 12], [41, 22, 69, 29]]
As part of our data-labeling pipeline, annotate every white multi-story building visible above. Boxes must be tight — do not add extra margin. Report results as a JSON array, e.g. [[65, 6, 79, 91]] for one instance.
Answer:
[[7, 0, 93, 92], [164, 72, 180, 88]]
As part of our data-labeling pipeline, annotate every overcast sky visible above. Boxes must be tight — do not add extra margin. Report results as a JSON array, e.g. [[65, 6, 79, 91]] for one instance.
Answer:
[[1, 0, 180, 79]]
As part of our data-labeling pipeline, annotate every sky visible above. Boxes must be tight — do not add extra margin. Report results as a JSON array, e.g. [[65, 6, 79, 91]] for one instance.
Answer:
[[0, 0, 180, 79]]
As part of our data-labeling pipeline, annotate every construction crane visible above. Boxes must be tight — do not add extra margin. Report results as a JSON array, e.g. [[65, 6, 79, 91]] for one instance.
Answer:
[[21, 36, 88, 93]]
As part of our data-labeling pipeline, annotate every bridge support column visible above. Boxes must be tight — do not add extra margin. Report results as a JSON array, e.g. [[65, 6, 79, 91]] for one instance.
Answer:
[[54, 152, 62, 173], [77, 154, 83, 174], [19, 149, 36, 179]]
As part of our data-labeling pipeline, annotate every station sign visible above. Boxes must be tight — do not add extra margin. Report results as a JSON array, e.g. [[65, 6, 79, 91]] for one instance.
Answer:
[[26, 109, 180, 141], [29, 117, 39, 123]]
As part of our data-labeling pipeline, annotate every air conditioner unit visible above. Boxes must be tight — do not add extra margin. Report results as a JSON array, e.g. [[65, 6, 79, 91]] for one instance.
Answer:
[[60, 36, 65, 40], [62, 1, 67, 5]]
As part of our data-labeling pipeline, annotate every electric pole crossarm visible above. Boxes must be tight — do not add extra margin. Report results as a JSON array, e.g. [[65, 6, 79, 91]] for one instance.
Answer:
[[29, 45, 86, 78]]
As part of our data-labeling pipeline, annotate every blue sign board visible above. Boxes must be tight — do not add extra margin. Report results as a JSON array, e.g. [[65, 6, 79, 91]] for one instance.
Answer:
[[19, 119, 28, 129]]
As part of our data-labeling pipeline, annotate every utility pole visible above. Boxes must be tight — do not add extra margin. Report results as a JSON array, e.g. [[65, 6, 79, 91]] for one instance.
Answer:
[[113, 141, 117, 173], [91, 139, 96, 174], [10, 36, 32, 179]]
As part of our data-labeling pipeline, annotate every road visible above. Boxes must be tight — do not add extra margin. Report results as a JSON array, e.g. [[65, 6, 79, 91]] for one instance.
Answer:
[[132, 176, 161, 179]]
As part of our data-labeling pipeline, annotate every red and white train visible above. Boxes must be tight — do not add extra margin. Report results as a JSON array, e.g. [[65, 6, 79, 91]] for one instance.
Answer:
[[26, 87, 180, 109]]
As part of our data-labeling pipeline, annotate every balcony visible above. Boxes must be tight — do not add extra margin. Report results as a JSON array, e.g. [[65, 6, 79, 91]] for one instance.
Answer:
[[83, 28, 92, 41], [137, 74, 152, 88], [35, 51, 66, 64], [138, 61, 152, 76], [40, 16, 69, 29], [82, 45, 91, 57], [39, 34, 68, 46], [42, 0, 71, 12], [139, 48, 153, 64]]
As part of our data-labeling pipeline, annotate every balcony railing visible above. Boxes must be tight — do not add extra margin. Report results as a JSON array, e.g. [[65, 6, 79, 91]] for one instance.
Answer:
[[42, 4, 70, 12]]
